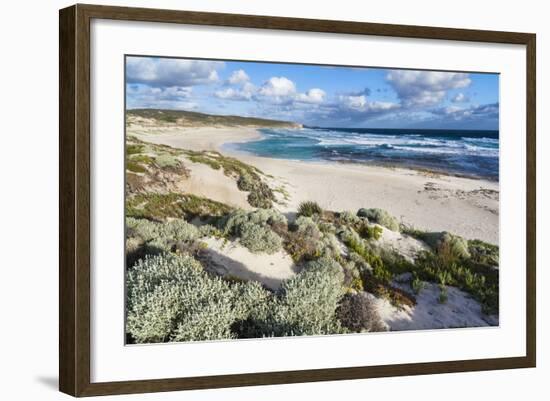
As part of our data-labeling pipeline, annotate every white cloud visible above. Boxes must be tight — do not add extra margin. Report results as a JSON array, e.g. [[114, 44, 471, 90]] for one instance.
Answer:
[[451, 92, 469, 103], [126, 84, 198, 110], [215, 82, 256, 101], [259, 77, 297, 98], [431, 102, 499, 122], [228, 69, 250, 85], [338, 94, 399, 113], [386, 70, 471, 108], [295, 88, 326, 104], [126, 57, 223, 87]]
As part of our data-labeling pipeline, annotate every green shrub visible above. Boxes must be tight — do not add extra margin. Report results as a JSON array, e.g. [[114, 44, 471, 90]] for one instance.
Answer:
[[317, 220, 337, 234], [238, 222, 283, 254], [413, 251, 498, 314], [358, 224, 383, 240], [356, 208, 400, 231], [348, 251, 372, 274], [411, 275, 426, 295], [379, 249, 415, 276], [236, 173, 256, 192], [338, 227, 384, 273], [336, 293, 386, 332], [438, 284, 448, 304], [126, 144, 144, 155], [126, 193, 233, 221], [126, 160, 147, 173], [422, 232, 470, 260], [198, 224, 222, 238], [339, 210, 361, 225], [247, 182, 275, 208], [468, 239, 499, 266], [297, 201, 323, 217], [130, 154, 154, 165], [155, 153, 181, 169], [338, 225, 362, 245]]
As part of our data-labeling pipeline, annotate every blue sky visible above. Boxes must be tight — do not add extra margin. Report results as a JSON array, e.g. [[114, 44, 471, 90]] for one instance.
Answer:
[[126, 56, 499, 129]]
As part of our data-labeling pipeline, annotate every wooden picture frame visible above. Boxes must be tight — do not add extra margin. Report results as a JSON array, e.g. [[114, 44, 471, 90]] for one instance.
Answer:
[[59, 3, 536, 397]]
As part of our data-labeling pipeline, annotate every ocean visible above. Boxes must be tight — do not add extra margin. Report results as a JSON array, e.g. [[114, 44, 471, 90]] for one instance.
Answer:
[[226, 127, 499, 180]]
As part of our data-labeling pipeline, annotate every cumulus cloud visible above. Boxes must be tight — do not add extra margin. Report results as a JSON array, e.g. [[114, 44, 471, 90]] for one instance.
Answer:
[[386, 70, 471, 108], [126, 57, 223, 87], [258, 77, 297, 99], [287, 93, 400, 125], [227, 69, 250, 85], [337, 94, 399, 114], [215, 74, 327, 108], [295, 88, 326, 104], [451, 92, 469, 103], [215, 82, 256, 101]]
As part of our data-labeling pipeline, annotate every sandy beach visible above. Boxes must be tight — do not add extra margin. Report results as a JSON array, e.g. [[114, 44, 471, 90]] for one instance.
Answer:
[[130, 127, 499, 245]]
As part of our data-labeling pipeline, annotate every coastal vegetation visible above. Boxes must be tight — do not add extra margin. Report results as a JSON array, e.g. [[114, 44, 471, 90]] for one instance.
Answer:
[[125, 135, 277, 209], [127, 108, 302, 128], [125, 135, 500, 344]]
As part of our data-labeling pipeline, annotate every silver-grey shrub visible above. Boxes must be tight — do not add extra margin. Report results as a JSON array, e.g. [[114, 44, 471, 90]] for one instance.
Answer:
[[126, 217, 159, 242], [293, 216, 320, 234], [339, 210, 361, 225], [357, 208, 400, 231], [267, 257, 346, 336], [127, 253, 269, 343], [316, 232, 342, 259], [127, 217, 200, 243], [198, 223, 222, 238], [160, 219, 200, 242], [222, 209, 287, 236], [220, 209, 285, 254], [238, 222, 283, 254]]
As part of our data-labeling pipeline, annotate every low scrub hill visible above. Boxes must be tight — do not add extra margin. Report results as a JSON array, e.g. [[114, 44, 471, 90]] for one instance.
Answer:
[[127, 108, 302, 129]]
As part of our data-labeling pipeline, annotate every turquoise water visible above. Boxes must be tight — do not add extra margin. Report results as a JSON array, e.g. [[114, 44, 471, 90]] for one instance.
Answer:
[[225, 127, 499, 180]]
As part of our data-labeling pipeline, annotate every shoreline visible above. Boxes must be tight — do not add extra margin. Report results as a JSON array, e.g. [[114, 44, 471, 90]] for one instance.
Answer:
[[224, 142, 499, 183], [129, 126, 499, 244]]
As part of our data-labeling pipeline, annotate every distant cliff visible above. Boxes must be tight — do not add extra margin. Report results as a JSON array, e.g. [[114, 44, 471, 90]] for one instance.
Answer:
[[126, 109, 302, 129]]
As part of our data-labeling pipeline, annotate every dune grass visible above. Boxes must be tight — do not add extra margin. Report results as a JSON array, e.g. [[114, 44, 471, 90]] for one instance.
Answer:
[[126, 192, 233, 222]]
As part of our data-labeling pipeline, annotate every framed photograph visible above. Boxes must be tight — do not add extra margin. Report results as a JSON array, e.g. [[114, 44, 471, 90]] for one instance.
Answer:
[[59, 4, 536, 397]]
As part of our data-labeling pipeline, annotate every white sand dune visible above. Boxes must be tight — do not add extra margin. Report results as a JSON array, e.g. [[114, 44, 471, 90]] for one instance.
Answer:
[[176, 158, 252, 210], [372, 224, 430, 262], [200, 237, 298, 291]]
